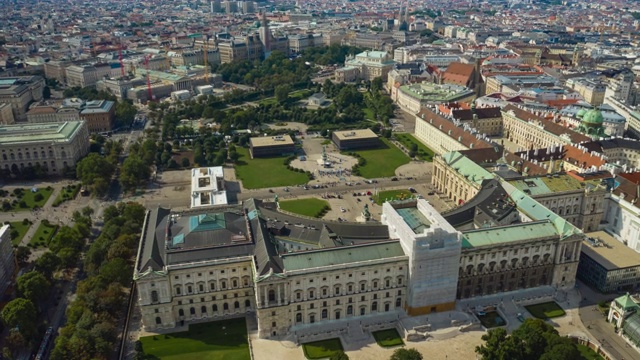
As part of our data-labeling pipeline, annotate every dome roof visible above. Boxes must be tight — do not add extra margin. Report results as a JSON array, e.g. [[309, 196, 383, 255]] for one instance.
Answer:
[[576, 108, 587, 118], [582, 109, 604, 125]]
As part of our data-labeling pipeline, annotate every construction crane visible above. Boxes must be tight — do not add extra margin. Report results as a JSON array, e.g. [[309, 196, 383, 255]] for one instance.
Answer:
[[118, 39, 125, 78], [144, 54, 153, 102]]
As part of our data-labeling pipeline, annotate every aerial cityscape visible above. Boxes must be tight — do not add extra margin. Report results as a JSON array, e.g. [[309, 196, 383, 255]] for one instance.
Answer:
[[4, 0, 640, 359]]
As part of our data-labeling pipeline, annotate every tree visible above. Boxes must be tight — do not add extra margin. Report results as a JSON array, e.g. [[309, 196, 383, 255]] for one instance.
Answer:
[[17, 271, 50, 304], [15, 246, 31, 265], [275, 84, 291, 103], [181, 157, 190, 168], [99, 258, 131, 285], [76, 153, 115, 196], [120, 154, 151, 192], [35, 251, 60, 279], [390, 348, 423, 360], [475, 319, 582, 360], [0, 298, 37, 337], [115, 100, 137, 128]]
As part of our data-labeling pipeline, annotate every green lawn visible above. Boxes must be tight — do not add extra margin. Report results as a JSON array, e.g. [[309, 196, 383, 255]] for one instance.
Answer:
[[139, 318, 250, 360], [350, 138, 410, 178], [234, 147, 309, 189], [302, 338, 343, 359], [395, 133, 435, 161], [52, 184, 81, 207], [29, 221, 58, 248], [372, 329, 404, 348], [279, 198, 330, 218], [8, 221, 31, 246], [364, 107, 376, 121], [577, 344, 604, 360], [525, 301, 566, 319], [374, 190, 413, 205], [1, 187, 54, 212]]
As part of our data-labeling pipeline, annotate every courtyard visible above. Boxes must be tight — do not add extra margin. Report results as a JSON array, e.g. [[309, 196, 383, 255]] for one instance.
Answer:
[[525, 301, 566, 320]]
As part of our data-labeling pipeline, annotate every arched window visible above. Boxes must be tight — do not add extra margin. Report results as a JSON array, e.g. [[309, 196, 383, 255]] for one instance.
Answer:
[[396, 297, 402, 307], [347, 305, 353, 315], [360, 306, 366, 316], [335, 310, 341, 320], [245, 299, 251, 308], [223, 303, 229, 310], [268, 289, 276, 301], [155, 317, 162, 325], [213, 304, 218, 312], [234, 301, 240, 309], [210, 282, 216, 290], [179, 309, 184, 317], [151, 290, 158, 303], [175, 286, 181, 295], [372, 301, 378, 312], [221, 281, 227, 289], [190, 307, 196, 315], [322, 309, 327, 319], [385, 303, 390, 312], [201, 306, 207, 313], [187, 285, 193, 294], [296, 313, 302, 323]]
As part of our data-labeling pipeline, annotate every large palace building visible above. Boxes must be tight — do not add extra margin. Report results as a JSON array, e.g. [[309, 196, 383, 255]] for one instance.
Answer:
[[134, 187, 583, 340]]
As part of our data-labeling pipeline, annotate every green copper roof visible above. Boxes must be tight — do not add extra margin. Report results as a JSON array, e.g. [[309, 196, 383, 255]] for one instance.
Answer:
[[282, 242, 405, 271], [508, 175, 602, 196], [501, 180, 580, 239], [0, 121, 83, 145], [582, 108, 604, 125], [442, 151, 495, 185], [399, 82, 474, 102], [615, 293, 639, 311], [462, 221, 559, 248]]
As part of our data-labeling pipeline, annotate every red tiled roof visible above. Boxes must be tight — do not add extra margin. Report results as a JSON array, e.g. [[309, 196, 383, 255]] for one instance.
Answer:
[[442, 62, 475, 87]]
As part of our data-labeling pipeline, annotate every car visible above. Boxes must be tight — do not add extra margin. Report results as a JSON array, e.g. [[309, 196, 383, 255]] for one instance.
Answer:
[[341, 207, 346, 213], [427, 191, 435, 195], [409, 187, 417, 193], [517, 313, 526, 322]]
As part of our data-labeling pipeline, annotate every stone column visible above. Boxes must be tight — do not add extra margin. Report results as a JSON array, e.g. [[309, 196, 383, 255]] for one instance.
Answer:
[[284, 283, 289, 304], [264, 286, 268, 307], [277, 284, 282, 305]]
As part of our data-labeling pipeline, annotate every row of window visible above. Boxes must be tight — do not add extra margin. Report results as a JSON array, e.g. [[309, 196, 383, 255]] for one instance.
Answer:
[[292, 277, 404, 301], [172, 299, 252, 320], [172, 277, 251, 296], [172, 267, 249, 280], [293, 298, 402, 324]]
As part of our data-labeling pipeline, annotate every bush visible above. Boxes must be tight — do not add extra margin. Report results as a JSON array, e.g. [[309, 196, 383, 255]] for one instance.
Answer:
[[34, 193, 44, 202], [18, 200, 27, 208], [22, 218, 29, 225]]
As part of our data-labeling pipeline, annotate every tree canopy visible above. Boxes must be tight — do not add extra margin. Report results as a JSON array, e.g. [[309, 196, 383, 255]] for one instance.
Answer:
[[390, 348, 423, 360], [16, 271, 50, 304], [0, 298, 37, 339], [476, 319, 582, 360]]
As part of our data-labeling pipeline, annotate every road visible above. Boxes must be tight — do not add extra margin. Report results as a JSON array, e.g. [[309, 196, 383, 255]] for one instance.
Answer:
[[142, 175, 455, 214], [577, 281, 640, 360]]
